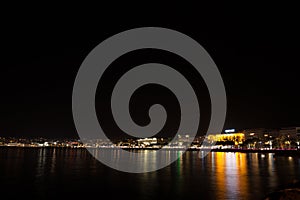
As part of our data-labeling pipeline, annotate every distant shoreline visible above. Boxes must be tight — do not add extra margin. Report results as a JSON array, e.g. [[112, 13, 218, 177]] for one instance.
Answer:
[[1, 146, 300, 156]]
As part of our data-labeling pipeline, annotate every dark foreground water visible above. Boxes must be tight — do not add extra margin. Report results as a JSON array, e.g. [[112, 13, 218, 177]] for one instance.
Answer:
[[1, 148, 300, 200]]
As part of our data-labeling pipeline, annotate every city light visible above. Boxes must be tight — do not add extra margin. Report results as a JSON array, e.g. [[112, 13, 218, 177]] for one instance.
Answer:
[[225, 129, 235, 133]]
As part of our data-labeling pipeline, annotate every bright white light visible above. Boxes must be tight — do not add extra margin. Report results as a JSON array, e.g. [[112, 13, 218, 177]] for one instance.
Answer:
[[225, 129, 235, 133]]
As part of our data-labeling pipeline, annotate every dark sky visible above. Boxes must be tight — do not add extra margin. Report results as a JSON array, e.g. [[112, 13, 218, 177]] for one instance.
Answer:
[[1, 3, 299, 138]]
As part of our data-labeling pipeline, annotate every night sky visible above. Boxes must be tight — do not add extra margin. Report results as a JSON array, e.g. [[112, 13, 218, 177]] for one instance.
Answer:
[[1, 3, 299, 138]]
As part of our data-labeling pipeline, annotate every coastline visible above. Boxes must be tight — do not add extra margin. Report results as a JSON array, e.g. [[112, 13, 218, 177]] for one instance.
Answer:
[[1, 146, 300, 157]]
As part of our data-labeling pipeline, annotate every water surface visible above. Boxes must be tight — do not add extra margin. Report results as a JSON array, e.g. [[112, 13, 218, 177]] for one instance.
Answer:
[[1, 148, 299, 199]]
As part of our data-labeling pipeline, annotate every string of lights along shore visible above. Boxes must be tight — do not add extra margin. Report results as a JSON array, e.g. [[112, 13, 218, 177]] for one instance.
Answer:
[[2, 127, 299, 150]]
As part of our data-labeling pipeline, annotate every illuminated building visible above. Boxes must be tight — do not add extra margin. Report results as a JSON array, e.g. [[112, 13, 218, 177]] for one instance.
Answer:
[[243, 127, 300, 140], [207, 133, 245, 145], [297, 127, 300, 136], [243, 128, 279, 140], [137, 138, 158, 147], [279, 127, 300, 139]]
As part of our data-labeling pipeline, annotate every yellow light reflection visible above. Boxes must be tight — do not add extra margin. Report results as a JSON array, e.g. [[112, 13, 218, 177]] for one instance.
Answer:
[[214, 152, 248, 199]]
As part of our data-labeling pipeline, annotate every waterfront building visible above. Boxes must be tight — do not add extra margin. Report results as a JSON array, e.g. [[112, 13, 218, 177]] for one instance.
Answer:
[[243, 128, 279, 140], [279, 127, 299, 139], [207, 132, 245, 146]]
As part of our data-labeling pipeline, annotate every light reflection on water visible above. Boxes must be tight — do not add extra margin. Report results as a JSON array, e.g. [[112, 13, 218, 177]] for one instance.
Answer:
[[211, 152, 249, 199], [1, 148, 300, 199], [89, 148, 180, 173]]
